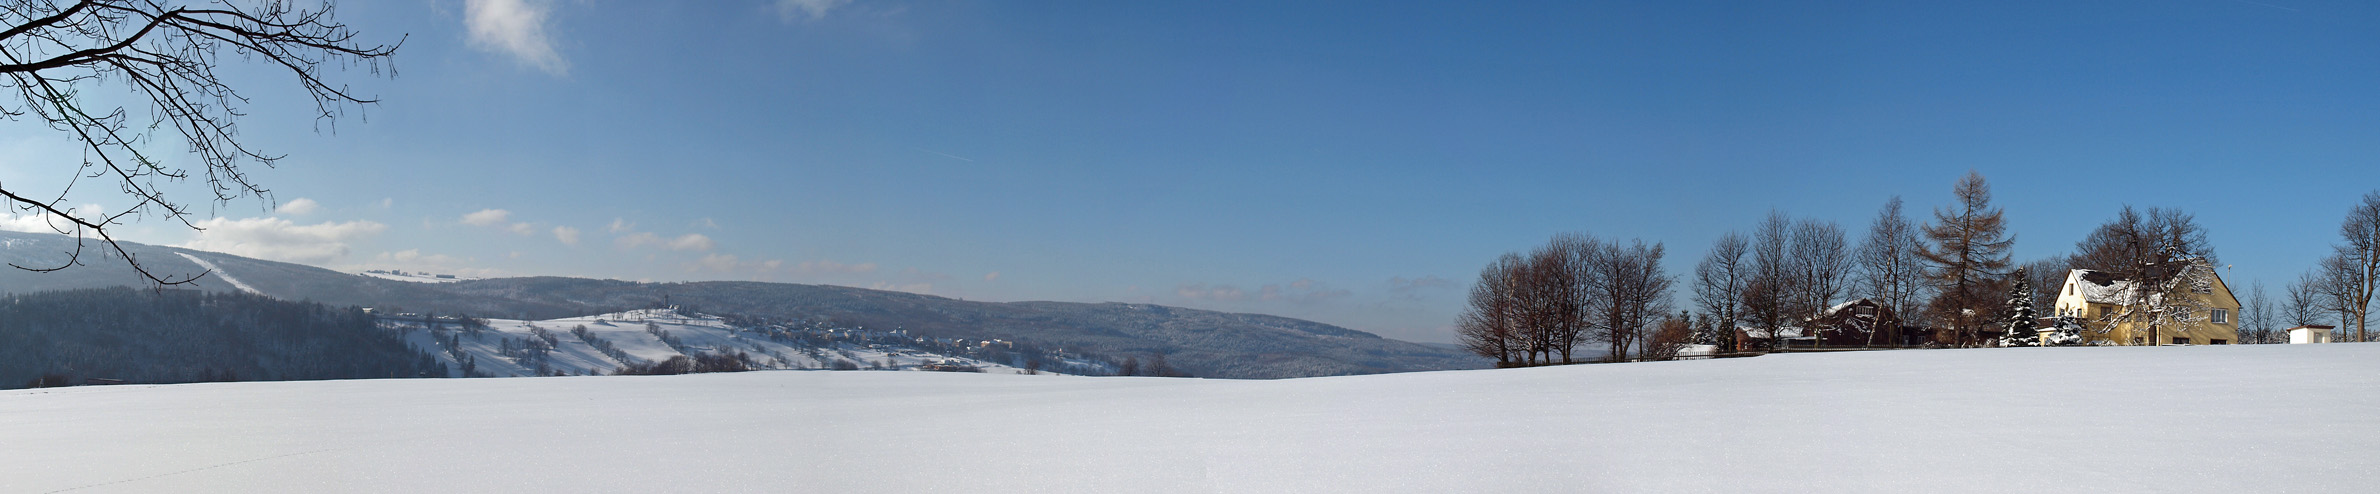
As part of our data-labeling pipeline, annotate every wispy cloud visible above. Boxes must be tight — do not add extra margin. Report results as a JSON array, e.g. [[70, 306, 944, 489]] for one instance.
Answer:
[[1176, 283, 1248, 302], [508, 222, 537, 236], [465, 0, 568, 74], [1177, 278, 1350, 305], [917, 147, 975, 163], [614, 231, 714, 252], [667, 233, 714, 251], [776, 0, 853, 21], [1386, 275, 1455, 300], [177, 217, 388, 265], [276, 198, 320, 215], [460, 209, 511, 227]]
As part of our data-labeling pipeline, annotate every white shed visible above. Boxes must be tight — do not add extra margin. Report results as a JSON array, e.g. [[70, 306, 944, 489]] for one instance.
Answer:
[[2287, 325, 2336, 344]]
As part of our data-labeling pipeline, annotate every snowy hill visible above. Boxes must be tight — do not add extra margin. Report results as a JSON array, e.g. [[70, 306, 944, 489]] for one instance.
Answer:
[[357, 269, 477, 283], [397, 308, 1096, 377], [0, 230, 1485, 379], [7, 343, 2375, 493]]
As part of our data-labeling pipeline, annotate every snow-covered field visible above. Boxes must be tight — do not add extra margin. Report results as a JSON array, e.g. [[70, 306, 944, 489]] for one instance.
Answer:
[[5, 343, 2377, 493]]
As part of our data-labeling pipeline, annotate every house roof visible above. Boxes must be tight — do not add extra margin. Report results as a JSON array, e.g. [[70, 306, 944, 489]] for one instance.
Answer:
[[2063, 259, 2221, 305]]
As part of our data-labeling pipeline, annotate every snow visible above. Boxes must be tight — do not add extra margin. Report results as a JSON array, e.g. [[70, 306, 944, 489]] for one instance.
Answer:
[[356, 270, 475, 283], [398, 309, 1062, 376], [6, 344, 2378, 492], [174, 253, 259, 294]]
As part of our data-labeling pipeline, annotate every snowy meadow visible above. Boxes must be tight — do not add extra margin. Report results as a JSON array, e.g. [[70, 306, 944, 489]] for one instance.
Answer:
[[4, 343, 2376, 493]]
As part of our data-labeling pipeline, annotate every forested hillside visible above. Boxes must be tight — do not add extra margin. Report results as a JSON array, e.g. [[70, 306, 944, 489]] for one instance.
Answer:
[[0, 288, 445, 389]]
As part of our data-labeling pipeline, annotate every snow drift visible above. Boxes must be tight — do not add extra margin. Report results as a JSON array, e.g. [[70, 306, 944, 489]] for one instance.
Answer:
[[4, 343, 2376, 493]]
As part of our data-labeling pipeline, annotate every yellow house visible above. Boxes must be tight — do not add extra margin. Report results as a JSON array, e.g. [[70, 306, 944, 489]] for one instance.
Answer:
[[2050, 259, 2241, 345]]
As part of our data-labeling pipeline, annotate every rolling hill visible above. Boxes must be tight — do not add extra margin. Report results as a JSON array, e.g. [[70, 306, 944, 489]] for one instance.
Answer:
[[0, 230, 1486, 378]]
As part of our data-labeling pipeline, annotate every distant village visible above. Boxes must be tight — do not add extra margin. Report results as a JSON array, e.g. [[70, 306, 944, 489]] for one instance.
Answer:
[[1455, 172, 2379, 367]]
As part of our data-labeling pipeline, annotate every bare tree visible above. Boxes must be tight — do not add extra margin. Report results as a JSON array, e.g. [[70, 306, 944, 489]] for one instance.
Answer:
[[2070, 206, 2218, 273], [1693, 231, 1748, 337], [1639, 312, 1693, 361], [1918, 171, 2014, 346], [2243, 280, 2273, 344], [2021, 257, 2066, 318], [2335, 191, 2380, 342], [2286, 271, 2326, 329], [1745, 211, 1792, 349], [0, 0, 396, 284], [1591, 238, 1672, 361], [1457, 235, 1607, 366], [1855, 196, 1927, 346], [1533, 233, 1601, 364], [2319, 251, 2368, 342], [1788, 218, 1850, 343], [1456, 254, 1524, 367]]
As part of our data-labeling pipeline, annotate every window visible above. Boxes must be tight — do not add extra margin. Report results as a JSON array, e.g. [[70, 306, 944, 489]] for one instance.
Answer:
[[2210, 339, 2229, 345], [2210, 309, 2229, 324], [2172, 337, 2189, 345]]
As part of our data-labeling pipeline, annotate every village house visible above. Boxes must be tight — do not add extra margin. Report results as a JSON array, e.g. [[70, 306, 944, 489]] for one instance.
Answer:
[[2051, 258, 2241, 345]]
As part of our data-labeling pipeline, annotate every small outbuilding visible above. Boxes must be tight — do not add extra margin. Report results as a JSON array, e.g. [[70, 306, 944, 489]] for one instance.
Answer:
[[2287, 325, 2336, 344]]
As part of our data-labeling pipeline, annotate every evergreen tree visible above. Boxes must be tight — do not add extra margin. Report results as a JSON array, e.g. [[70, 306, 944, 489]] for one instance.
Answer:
[[2001, 268, 2039, 347]]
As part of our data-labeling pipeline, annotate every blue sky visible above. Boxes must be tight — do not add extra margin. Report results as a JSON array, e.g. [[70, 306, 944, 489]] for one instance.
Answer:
[[2, 0, 2376, 343]]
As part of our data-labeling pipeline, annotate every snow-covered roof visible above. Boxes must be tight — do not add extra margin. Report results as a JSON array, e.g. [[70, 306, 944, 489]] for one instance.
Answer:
[[2066, 269, 2137, 304], [1817, 298, 1883, 320], [1739, 326, 1807, 339], [2064, 260, 2219, 305]]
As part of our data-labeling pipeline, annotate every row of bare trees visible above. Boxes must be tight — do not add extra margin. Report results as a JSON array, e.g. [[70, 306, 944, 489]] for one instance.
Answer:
[[1689, 172, 2013, 349], [1456, 233, 1674, 366]]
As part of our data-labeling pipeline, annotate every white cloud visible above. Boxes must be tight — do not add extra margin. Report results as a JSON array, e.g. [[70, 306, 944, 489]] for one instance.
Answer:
[[0, 212, 71, 233], [607, 218, 633, 234], [377, 198, 393, 209], [0, 204, 104, 234], [692, 218, 719, 229], [552, 226, 580, 246], [984, 271, 1000, 282], [508, 222, 536, 236], [465, 0, 567, 75], [615, 232, 661, 249], [178, 217, 387, 265], [776, 0, 853, 21], [379, 248, 464, 266], [666, 233, 713, 252], [276, 198, 320, 215], [460, 209, 511, 227]]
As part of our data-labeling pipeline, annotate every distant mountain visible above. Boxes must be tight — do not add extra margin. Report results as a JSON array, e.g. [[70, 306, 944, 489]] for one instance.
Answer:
[[0, 231, 1488, 378]]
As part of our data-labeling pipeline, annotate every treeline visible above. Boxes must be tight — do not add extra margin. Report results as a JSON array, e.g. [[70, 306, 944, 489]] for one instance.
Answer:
[[1455, 233, 1676, 367], [1460, 172, 2380, 361], [0, 287, 446, 389]]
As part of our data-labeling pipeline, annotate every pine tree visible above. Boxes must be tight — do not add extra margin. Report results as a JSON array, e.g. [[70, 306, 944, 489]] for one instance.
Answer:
[[2001, 268, 2039, 347]]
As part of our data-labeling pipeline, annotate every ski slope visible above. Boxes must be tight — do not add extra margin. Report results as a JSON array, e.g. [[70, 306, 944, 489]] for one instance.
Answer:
[[5, 344, 2377, 493]]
